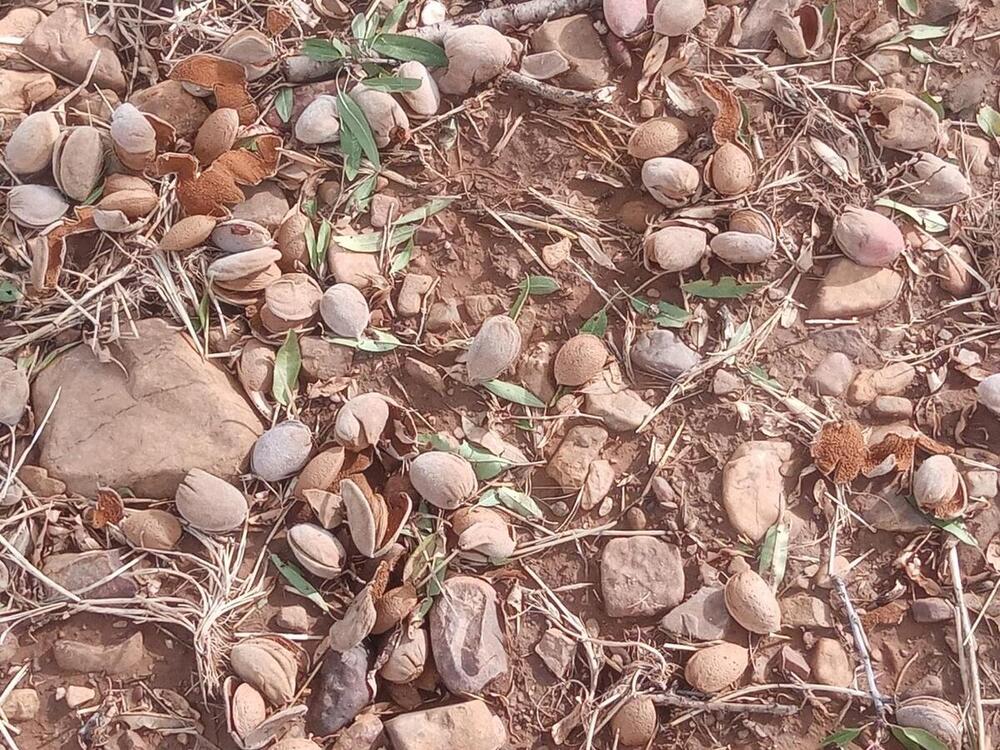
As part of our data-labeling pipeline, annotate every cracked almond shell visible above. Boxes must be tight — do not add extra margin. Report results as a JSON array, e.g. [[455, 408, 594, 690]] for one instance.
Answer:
[[334, 392, 390, 450], [228, 680, 266, 740], [261, 273, 323, 332], [554, 333, 608, 386], [229, 636, 302, 706], [724, 569, 782, 633], [913, 455, 966, 519], [379, 624, 427, 683], [373, 583, 419, 634], [684, 642, 748, 693], [409, 451, 477, 509], [287, 522, 346, 578], [465, 314, 522, 384]]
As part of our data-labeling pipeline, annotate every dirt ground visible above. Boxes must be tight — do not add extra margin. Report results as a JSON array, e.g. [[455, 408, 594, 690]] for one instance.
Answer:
[[3, 0, 1000, 749]]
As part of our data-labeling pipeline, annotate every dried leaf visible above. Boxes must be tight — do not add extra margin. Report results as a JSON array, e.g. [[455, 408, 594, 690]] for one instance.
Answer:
[[638, 36, 671, 97], [577, 233, 618, 271], [811, 420, 866, 483], [169, 54, 257, 124], [702, 78, 741, 144], [266, 7, 293, 35], [93, 488, 124, 529], [271, 553, 330, 613]]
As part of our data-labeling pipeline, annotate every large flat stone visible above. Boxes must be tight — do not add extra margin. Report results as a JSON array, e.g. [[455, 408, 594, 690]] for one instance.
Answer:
[[812, 259, 903, 318], [22, 6, 126, 93], [32, 318, 262, 497]]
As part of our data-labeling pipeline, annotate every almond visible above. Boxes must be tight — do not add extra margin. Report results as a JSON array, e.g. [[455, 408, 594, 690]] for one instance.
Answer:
[[553, 333, 607, 386]]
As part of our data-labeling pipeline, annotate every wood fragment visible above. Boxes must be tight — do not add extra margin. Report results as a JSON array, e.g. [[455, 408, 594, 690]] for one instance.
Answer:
[[408, 0, 602, 43]]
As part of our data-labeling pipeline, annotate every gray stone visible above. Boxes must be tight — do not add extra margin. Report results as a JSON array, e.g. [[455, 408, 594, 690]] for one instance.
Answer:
[[332, 714, 385, 750], [275, 604, 314, 633], [546, 425, 608, 489], [32, 319, 262, 496], [778, 646, 811, 680], [780, 593, 835, 628], [861, 492, 932, 533], [54, 632, 145, 675], [370, 194, 400, 228], [870, 395, 913, 420], [230, 183, 290, 230], [430, 576, 508, 695], [397, 273, 434, 316], [660, 586, 737, 641], [911, 597, 953, 623], [945, 69, 988, 115], [712, 369, 742, 396], [308, 644, 371, 735], [601, 537, 684, 617], [530, 15, 611, 90], [584, 389, 651, 431], [384, 701, 506, 750], [42, 549, 136, 600], [534, 627, 576, 678], [2, 689, 39, 721], [965, 469, 998, 500], [630, 329, 701, 377], [808, 352, 855, 396], [812, 259, 903, 318], [300, 336, 354, 382]]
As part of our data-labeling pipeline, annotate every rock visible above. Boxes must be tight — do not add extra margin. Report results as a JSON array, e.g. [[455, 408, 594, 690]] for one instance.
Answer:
[[517, 340, 558, 404], [404, 358, 446, 394], [713, 369, 742, 396], [541, 237, 571, 267], [808, 352, 855, 397], [531, 15, 611, 90], [276, 605, 314, 633], [16, 466, 66, 497], [65, 686, 97, 708], [0, 357, 29, 426], [308, 645, 371, 735], [32, 319, 262, 496], [601, 537, 684, 617], [945, 71, 987, 115], [546, 425, 608, 489], [623, 507, 647, 530], [584, 389, 651, 432], [778, 646, 812, 681], [328, 249, 383, 290], [23, 7, 125, 92], [0, 8, 45, 64], [43, 550, 137, 599], [722, 441, 790, 542], [521, 50, 571, 79], [384, 700, 506, 750], [847, 362, 915, 404], [812, 259, 903, 318], [660, 587, 737, 641], [130, 81, 209, 139], [300, 336, 354, 382], [780, 593, 835, 628], [631, 329, 701, 377], [3, 689, 39, 721], [870, 395, 913, 420], [427, 301, 461, 332], [230, 183, 290, 230], [465, 294, 504, 324], [398, 273, 434, 316], [535, 627, 576, 678], [54, 632, 145, 674], [0, 69, 56, 112], [610, 696, 657, 747], [861, 491, 932, 532], [965, 467, 998, 500], [331, 714, 385, 750], [370, 193, 400, 228], [430, 576, 507, 694], [855, 50, 904, 82], [923, 0, 968, 22], [810, 638, 853, 687], [912, 597, 953, 623]]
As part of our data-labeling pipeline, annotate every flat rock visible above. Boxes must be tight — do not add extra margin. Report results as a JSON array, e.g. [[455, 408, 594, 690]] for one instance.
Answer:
[[130, 81, 209, 140], [534, 627, 576, 678], [630, 329, 701, 377], [31, 318, 263, 497], [42, 550, 136, 599], [430, 576, 508, 694], [912, 597, 953, 623], [230, 183, 290, 230], [300, 336, 354, 382], [332, 714, 385, 750], [546, 425, 608, 489], [601, 537, 684, 617], [23, 6, 126, 93], [308, 644, 371, 735], [860, 492, 932, 533], [531, 15, 611, 90], [808, 352, 855, 396], [0, 69, 56, 112], [660, 586, 737, 641], [584, 389, 651, 431], [812, 259, 903, 318], [3, 689, 39, 721], [722, 441, 790, 542], [384, 700, 507, 750], [780, 593, 835, 628], [328, 249, 383, 290], [54, 632, 145, 675]]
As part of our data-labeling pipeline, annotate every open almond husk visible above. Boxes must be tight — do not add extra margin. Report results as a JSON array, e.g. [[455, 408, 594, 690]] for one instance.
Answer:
[[774, 4, 825, 58], [229, 635, 306, 706], [223, 676, 308, 750], [342, 475, 411, 558], [328, 583, 377, 652]]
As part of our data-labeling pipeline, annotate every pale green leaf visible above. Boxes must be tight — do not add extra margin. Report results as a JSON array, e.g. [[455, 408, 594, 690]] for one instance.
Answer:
[[918, 91, 944, 119], [479, 486, 543, 519], [874, 198, 948, 233], [372, 33, 448, 67], [483, 379, 546, 408], [396, 197, 454, 224], [0, 279, 21, 303], [898, 0, 919, 16], [581, 309, 607, 337], [758, 520, 791, 587], [301, 37, 348, 61], [390, 241, 413, 274], [275, 88, 294, 123], [928, 515, 977, 546], [890, 725, 948, 750], [682, 276, 765, 299], [518, 275, 560, 295], [821, 2, 837, 32], [272, 330, 301, 406], [821, 728, 863, 747], [337, 91, 380, 167], [271, 554, 330, 613], [362, 75, 422, 92], [334, 225, 417, 253], [908, 45, 934, 64], [328, 329, 402, 353], [381, 0, 408, 32], [978, 105, 1000, 137]]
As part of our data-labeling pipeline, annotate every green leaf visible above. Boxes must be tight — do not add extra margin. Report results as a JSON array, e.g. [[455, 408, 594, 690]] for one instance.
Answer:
[[272, 330, 301, 406], [682, 276, 765, 299], [908, 45, 934, 64], [82, 184, 104, 206], [0, 279, 22, 303], [978, 104, 1000, 137], [390, 241, 413, 274], [821, 1, 837, 32], [890, 725, 948, 750], [874, 198, 948, 233], [351, 13, 374, 42], [361, 75, 422, 92], [334, 225, 417, 253], [928, 516, 978, 547], [746, 364, 781, 390], [821, 728, 862, 747], [301, 37, 348, 61], [482, 379, 546, 408], [898, 0, 919, 16], [316, 219, 332, 264], [372, 33, 448, 67], [328, 330, 402, 353], [396, 197, 454, 224], [381, 0, 408, 32], [270, 554, 330, 613], [479, 486, 543, 519], [195, 288, 210, 333], [907, 24, 949, 40], [337, 91, 380, 167], [347, 173, 378, 212], [758, 519, 791, 587], [918, 91, 944, 119], [340, 124, 362, 181], [275, 88, 294, 123], [518, 275, 560, 296], [653, 301, 691, 328], [580, 309, 607, 337]]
